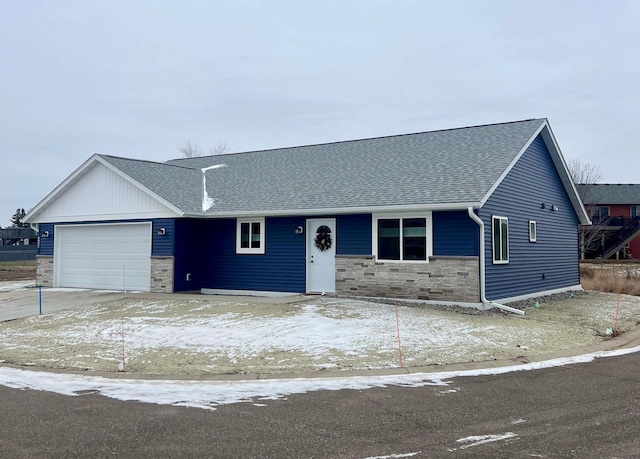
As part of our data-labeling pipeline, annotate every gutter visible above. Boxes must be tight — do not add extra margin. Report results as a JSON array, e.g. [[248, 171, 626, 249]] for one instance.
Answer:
[[467, 207, 525, 316]]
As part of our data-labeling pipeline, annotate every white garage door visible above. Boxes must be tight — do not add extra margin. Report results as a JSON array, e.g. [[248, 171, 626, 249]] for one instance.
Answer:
[[54, 223, 152, 292]]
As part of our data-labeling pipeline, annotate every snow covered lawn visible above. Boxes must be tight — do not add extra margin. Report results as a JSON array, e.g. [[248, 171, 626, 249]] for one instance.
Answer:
[[1, 292, 638, 375]]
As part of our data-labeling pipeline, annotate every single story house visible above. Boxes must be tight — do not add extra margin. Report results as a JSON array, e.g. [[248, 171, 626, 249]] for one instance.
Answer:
[[577, 183, 640, 259], [24, 118, 589, 311]]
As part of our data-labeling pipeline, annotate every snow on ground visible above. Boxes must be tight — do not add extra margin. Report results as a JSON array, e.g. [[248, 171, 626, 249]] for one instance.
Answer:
[[1, 292, 639, 375], [0, 280, 35, 292], [1, 345, 639, 411], [0, 296, 604, 374]]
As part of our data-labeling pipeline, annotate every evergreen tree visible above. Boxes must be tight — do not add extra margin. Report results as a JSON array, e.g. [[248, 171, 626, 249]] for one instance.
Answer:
[[11, 208, 27, 227]]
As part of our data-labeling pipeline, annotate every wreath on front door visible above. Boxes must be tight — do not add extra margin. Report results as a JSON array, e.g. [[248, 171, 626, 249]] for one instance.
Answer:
[[314, 226, 332, 251]]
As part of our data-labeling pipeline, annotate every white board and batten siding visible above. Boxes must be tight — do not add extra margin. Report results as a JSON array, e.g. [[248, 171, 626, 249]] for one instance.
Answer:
[[54, 223, 152, 292], [35, 162, 178, 222]]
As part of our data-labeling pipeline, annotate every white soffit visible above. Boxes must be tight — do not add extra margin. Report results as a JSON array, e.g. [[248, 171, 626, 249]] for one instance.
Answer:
[[33, 161, 179, 222]]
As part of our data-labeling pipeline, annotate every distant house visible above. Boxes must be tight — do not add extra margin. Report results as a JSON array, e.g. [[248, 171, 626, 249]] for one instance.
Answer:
[[0, 227, 38, 246], [24, 119, 589, 310], [578, 184, 640, 259]]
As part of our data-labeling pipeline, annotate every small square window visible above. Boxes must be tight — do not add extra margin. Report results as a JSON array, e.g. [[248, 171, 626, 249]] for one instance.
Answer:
[[492, 216, 509, 264], [529, 221, 537, 242], [236, 218, 265, 254]]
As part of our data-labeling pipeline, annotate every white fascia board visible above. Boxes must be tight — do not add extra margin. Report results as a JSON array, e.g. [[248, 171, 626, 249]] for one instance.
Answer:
[[538, 122, 591, 225], [188, 202, 481, 219], [24, 154, 100, 224], [25, 155, 184, 223], [42, 211, 180, 223], [94, 156, 185, 217], [478, 120, 591, 226], [479, 121, 546, 208]]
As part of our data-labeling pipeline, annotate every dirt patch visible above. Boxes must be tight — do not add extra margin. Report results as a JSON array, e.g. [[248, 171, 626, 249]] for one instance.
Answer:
[[1, 292, 638, 376], [0, 262, 36, 282]]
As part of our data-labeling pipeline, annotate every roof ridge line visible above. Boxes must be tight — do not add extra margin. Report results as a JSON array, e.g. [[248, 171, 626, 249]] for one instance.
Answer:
[[166, 118, 544, 163]]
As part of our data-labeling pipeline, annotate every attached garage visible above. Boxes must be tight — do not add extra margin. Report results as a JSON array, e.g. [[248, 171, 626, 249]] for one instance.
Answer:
[[54, 223, 152, 292]]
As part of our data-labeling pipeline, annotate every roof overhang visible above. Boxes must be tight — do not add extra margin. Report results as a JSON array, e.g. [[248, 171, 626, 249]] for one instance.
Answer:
[[479, 120, 590, 225], [181, 201, 483, 219], [24, 154, 185, 224]]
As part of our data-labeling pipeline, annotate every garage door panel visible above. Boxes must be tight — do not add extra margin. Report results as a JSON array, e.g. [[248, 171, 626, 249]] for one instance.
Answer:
[[55, 224, 152, 291]]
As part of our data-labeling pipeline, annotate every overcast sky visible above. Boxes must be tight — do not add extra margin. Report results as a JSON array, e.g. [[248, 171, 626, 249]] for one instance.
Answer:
[[1, 1, 638, 227]]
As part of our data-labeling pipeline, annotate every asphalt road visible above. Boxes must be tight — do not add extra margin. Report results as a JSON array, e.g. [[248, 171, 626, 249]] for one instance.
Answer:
[[1, 351, 639, 458]]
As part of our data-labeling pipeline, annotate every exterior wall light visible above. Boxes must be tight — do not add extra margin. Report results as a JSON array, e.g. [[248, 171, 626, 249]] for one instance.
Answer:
[[295, 226, 304, 234], [551, 205, 559, 212], [157, 227, 166, 236], [42, 231, 50, 237]]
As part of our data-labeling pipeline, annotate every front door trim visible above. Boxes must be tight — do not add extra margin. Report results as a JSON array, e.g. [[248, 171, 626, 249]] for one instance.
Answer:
[[306, 218, 336, 293]]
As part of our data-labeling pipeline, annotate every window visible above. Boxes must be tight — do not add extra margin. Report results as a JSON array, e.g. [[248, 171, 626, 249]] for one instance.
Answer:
[[492, 216, 509, 264], [590, 206, 609, 224], [529, 220, 537, 242], [374, 213, 432, 261], [236, 218, 265, 254], [632, 206, 639, 218]]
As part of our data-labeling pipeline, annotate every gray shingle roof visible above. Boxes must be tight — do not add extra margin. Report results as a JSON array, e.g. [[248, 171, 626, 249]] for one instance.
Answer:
[[132, 118, 546, 215], [579, 184, 640, 205], [99, 155, 203, 212]]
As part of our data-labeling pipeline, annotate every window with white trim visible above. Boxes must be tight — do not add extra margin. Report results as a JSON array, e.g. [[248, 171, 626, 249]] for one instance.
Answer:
[[492, 216, 509, 264], [529, 220, 537, 242], [632, 206, 639, 218], [236, 218, 265, 254], [374, 213, 432, 261]]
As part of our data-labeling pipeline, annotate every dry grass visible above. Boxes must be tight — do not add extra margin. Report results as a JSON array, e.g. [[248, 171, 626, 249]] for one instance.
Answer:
[[0, 260, 36, 281], [580, 264, 640, 296]]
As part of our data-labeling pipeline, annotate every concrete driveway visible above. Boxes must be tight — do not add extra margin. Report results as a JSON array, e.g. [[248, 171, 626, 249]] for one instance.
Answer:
[[0, 285, 126, 322], [0, 283, 306, 322]]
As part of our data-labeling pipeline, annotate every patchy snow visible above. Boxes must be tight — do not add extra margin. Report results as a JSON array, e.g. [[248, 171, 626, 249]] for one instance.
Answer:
[[454, 432, 519, 450], [2, 294, 639, 375], [364, 452, 422, 459], [0, 280, 35, 292], [201, 164, 226, 212], [0, 345, 639, 411]]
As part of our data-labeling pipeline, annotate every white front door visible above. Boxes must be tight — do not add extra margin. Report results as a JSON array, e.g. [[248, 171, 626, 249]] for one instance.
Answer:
[[306, 218, 336, 293]]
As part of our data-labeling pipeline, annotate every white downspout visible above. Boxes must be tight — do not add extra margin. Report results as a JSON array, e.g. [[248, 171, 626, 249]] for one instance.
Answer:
[[467, 207, 525, 316]]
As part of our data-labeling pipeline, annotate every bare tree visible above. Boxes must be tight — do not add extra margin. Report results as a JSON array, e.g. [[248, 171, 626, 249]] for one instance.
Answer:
[[179, 140, 230, 158], [568, 158, 603, 206], [567, 159, 605, 259], [179, 140, 203, 158], [208, 141, 230, 156]]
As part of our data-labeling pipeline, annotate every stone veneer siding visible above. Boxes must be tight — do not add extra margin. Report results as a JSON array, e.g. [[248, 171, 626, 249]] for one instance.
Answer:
[[151, 256, 174, 293], [335, 255, 479, 303], [36, 255, 54, 287]]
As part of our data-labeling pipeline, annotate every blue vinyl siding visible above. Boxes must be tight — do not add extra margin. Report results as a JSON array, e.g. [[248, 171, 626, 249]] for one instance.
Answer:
[[433, 211, 479, 256], [174, 219, 204, 292], [38, 223, 55, 256], [480, 135, 580, 301], [336, 214, 372, 255], [151, 219, 175, 256], [202, 216, 307, 292]]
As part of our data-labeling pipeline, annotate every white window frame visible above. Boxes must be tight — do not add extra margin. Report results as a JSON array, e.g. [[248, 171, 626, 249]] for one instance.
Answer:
[[631, 206, 639, 218], [529, 220, 537, 243], [236, 217, 265, 254], [372, 212, 433, 263], [492, 216, 509, 264]]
